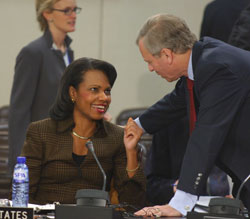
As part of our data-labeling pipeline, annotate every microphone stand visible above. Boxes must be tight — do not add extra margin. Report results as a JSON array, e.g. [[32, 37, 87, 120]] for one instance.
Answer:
[[56, 141, 122, 219], [86, 141, 107, 191], [236, 174, 250, 200], [75, 141, 110, 207]]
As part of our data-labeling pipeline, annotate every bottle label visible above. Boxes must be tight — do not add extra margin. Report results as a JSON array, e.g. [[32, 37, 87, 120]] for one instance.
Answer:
[[14, 169, 28, 182]]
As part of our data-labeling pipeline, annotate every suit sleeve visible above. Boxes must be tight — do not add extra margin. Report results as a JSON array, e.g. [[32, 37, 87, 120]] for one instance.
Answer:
[[9, 46, 41, 172], [178, 67, 248, 194], [139, 77, 187, 134]]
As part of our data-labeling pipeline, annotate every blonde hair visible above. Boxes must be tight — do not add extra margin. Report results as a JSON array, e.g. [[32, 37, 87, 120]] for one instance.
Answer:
[[136, 13, 197, 55], [36, 0, 59, 31]]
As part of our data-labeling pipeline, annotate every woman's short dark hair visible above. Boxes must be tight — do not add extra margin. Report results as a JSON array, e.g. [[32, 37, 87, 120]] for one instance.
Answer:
[[49, 57, 117, 120]]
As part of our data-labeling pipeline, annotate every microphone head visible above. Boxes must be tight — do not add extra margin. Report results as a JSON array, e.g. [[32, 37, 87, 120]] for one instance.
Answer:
[[86, 141, 94, 152]]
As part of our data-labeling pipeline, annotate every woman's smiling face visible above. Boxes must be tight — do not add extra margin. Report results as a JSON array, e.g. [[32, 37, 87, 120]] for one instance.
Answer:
[[70, 69, 111, 121]]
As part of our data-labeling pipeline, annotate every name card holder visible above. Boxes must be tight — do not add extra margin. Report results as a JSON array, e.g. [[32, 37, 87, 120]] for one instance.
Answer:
[[187, 211, 245, 219], [0, 207, 33, 219], [55, 204, 122, 219]]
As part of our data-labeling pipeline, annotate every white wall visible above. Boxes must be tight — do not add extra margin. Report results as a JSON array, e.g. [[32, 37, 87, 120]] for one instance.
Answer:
[[1, 0, 211, 121]]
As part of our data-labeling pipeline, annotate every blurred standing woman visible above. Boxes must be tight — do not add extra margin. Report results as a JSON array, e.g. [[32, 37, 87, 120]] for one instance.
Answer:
[[9, 0, 81, 172], [20, 57, 146, 206]]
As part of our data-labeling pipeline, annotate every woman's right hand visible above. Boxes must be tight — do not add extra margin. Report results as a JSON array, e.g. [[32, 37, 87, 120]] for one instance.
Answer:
[[124, 117, 143, 152]]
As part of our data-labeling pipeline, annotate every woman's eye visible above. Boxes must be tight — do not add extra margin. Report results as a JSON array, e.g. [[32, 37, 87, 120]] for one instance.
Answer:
[[105, 89, 111, 95], [90, 87, 98, 92]]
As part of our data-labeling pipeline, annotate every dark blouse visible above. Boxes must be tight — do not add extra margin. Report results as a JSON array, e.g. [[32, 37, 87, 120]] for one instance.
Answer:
[[72, 153, 86, 166]]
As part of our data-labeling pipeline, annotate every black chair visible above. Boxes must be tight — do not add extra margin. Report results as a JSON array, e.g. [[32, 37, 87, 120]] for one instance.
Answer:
[[116, 108, 153, 169], [116, 108, 147, 126], [0, 105, 9, 124], [0, 105, 12, 199]]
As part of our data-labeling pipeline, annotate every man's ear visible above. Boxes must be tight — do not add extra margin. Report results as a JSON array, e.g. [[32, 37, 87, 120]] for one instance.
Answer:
[[161, 48, 173, 64]]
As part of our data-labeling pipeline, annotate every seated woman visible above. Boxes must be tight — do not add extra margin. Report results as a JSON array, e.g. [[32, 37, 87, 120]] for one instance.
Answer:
[[20, 57, 146, 207]]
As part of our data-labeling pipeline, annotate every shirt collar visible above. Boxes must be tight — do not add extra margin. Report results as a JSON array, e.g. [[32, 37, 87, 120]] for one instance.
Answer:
[[43, 28, 72, 49], [187, 51, 194, 81]]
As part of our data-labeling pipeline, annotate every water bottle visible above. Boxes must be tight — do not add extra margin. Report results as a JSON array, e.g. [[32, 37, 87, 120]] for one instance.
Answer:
[[12, 156, 29, 207]]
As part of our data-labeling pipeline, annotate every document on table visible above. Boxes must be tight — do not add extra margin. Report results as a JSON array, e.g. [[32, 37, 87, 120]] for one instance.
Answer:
[[194, 196, 221, 213], [8, 200, 56, 212], [28, 203, 56, 212]]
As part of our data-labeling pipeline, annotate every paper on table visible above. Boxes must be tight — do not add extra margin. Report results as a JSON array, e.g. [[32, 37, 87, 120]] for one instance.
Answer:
[[194, 196, 221, 213], [28, 203, 55, 212], [9, 200, 56, 212]]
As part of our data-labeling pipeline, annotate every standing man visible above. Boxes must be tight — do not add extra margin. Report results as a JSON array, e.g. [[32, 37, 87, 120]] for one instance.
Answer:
[[200, 0, 249, 43], [133, 13, 250, 217]]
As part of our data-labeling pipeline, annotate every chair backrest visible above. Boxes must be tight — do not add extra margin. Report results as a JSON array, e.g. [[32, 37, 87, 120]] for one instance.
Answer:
[[0, 105, 11, 199], [116, 108, 147, 126], [0, 105, 9, 124]]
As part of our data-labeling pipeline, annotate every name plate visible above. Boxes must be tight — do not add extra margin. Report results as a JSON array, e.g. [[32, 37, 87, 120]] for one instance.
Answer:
[[0, 207, 33, 219]]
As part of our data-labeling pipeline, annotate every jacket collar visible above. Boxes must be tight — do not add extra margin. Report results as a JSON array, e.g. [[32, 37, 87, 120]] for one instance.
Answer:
[[192, 40, 203, 76], [43, 29, 73, 48], [56, 117, 108, 138]]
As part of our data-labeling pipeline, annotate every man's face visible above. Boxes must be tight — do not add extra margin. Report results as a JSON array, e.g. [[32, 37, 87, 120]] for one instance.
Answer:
[[138, 39, 180, 82]]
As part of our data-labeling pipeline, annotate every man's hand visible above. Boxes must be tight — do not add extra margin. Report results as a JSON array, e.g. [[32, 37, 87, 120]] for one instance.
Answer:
[[134, 204, 182, 217], [173, 179, 179, 193]]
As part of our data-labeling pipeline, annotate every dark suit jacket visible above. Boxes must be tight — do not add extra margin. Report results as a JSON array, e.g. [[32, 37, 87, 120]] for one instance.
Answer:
[[139, 37, 250, 210], [21, 118, 146, 206], [8, 29, 74, 172], [200, 0, 249, 42], [145, 116, 229, 205]]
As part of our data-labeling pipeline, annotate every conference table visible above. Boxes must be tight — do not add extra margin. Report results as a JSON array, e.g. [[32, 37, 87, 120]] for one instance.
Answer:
[[1, 199, 246, 219]]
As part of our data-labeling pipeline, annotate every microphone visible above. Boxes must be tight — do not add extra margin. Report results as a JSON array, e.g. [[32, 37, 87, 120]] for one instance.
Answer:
[[85, 141, 107, 191], [187, 174, 250, 219], [208, 173, 250, 216], [75, 141, 109, 207]]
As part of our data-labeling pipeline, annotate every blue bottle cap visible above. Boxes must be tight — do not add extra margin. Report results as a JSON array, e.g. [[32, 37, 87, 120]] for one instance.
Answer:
[[17, 156, 26, 164]]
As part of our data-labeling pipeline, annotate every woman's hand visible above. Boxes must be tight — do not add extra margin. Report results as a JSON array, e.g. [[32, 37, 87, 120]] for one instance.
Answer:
[[124, 117, 143, 151], [123, 118, 143, 177]]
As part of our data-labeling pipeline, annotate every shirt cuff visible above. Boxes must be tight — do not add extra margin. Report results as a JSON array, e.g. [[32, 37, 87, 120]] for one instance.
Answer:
[[134, 117, 146, 133], [169, 189, 197, 216]]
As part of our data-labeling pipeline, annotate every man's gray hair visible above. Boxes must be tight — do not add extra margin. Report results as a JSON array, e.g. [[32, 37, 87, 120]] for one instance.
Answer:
[[136, 13, 197, 55]]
